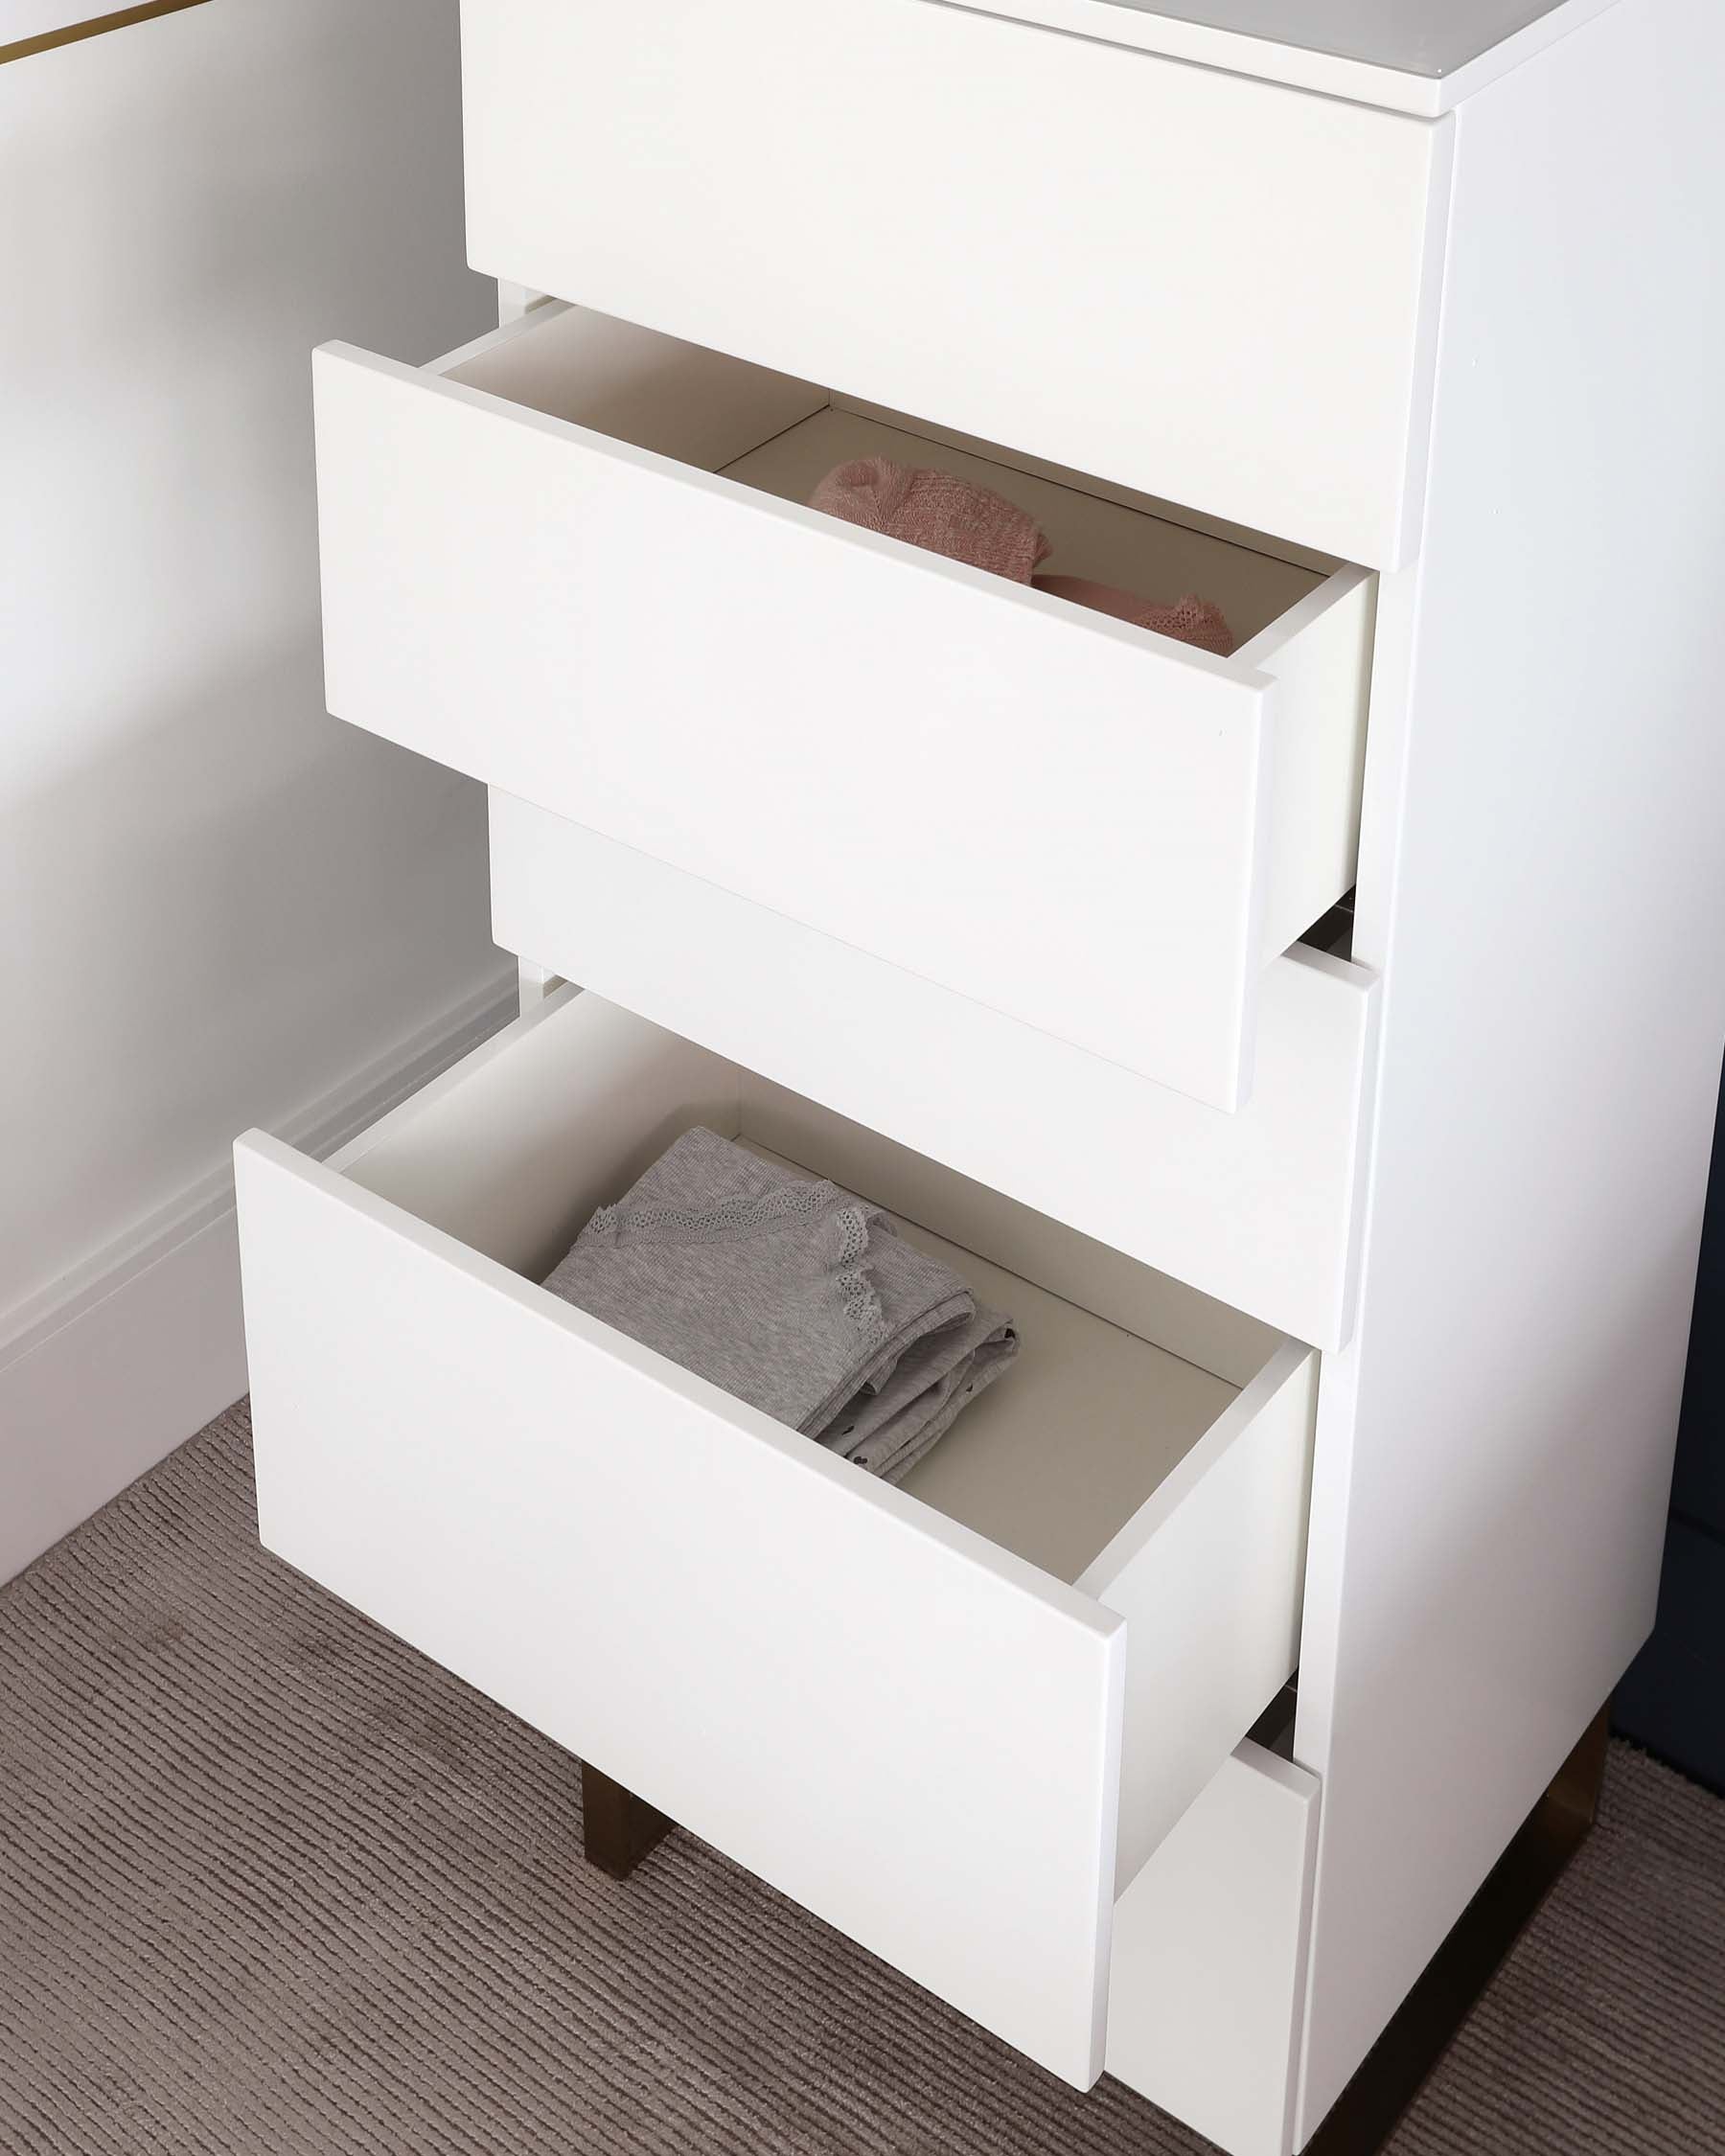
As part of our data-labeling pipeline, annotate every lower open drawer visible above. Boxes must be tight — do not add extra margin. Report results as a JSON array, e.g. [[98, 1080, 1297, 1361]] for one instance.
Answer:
[[235, 988, 1317, 2089]]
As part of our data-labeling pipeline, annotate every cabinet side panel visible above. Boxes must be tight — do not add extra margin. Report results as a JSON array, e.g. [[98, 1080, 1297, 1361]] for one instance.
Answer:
[[1295, 0, 1725, 2133]]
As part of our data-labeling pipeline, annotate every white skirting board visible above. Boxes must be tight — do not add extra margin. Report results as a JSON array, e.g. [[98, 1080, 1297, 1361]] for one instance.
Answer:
[[0, 965, 518, 1586]]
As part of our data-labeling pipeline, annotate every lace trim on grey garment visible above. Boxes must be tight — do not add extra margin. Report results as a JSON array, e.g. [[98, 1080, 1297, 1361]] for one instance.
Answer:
[[585, 1178, 887, 1339], [830, 1203, 885, 1339], [585, 1175, 840, 1250]]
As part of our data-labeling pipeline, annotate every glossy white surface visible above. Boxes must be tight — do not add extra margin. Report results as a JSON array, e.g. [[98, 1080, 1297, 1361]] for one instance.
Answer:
[[1087, 1343, 1315, 1889], [727, 403, 1374, 981], [314, 302, 1373, 1109], [280, 0, 1725, 2141], [1293, 0, 1725, 2132], [237, 988, 1316, 2089], [459, 0, 1451, 562]]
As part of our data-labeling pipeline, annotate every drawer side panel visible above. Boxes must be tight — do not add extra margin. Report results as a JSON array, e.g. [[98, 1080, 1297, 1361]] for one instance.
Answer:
[[1242, 567, 1377, 959], [1083, 1342, 1318, 1892]]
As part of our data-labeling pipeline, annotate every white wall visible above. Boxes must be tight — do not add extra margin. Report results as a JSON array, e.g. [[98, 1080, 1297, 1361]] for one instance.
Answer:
[[0, 0, 513, 1575]]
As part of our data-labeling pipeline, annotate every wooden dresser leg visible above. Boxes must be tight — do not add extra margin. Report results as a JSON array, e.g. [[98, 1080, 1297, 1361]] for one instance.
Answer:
[[582, 1760, 674, 1880]]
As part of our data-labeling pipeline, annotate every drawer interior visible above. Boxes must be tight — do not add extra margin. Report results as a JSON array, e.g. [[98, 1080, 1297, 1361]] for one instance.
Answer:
[[753, 1138, 1232, 1586], [443, 300, 1343, 666], [242, 985, 1315, 2084], [334, 987, 1291, 1591]]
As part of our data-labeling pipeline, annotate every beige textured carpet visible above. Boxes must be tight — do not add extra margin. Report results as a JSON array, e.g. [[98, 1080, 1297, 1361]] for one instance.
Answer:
[[3, 1402, 1723, 2155]]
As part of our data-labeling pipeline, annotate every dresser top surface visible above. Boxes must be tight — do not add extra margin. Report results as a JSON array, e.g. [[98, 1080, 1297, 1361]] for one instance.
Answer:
[[1104, 0, 1574, 72], [953, 0, 1616, 113]]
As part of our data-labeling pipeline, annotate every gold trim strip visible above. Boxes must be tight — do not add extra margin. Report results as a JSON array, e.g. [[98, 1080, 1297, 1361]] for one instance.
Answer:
[[1, 0, 210, 67]]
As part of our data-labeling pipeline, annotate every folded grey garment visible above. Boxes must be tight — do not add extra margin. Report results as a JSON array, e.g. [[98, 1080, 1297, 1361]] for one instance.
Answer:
[[541, 1126, 1018, 1482], [819, 1298, 1019, 1482]]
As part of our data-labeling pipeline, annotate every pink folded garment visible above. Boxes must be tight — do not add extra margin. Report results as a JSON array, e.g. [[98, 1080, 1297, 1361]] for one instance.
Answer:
[[811, 455, 1051, 583], [1034, 572, 1235, 658]]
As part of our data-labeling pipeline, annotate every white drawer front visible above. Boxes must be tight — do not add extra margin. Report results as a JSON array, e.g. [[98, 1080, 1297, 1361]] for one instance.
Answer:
[[315, 304, 1374, 1112], [491, 796, 1380, 1352], [460, 0, 1451, 567], [235, 991, 1318, 2087]]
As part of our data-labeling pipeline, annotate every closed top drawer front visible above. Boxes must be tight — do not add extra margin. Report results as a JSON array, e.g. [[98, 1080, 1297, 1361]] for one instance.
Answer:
[[316, 302, 1375, 1112], [236, 988, 1318, 2090], [459, 0, 1452, 567]]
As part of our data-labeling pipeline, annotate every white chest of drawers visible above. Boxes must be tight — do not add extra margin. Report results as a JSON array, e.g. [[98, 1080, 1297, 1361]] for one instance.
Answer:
[[234, 2, 1725, 2149]]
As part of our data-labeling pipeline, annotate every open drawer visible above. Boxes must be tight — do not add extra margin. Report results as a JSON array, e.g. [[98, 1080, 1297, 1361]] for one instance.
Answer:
[[313, 301, 1376, 1112], [236, 988, 1318, 2089]]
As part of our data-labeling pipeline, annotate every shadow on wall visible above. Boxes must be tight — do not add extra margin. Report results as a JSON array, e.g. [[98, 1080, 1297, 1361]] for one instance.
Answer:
[[0, 0, 502, 1330], [1, 0, 490, 368], [0, 637, 498, 1323]]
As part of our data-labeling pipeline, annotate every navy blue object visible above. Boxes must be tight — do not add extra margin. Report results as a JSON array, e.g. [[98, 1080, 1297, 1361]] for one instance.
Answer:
[[1615, 1090, 1725, 1792]]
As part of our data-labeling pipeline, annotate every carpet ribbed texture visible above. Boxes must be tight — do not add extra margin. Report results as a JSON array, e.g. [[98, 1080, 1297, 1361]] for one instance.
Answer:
[[3, 1402, 1722, 2154]]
